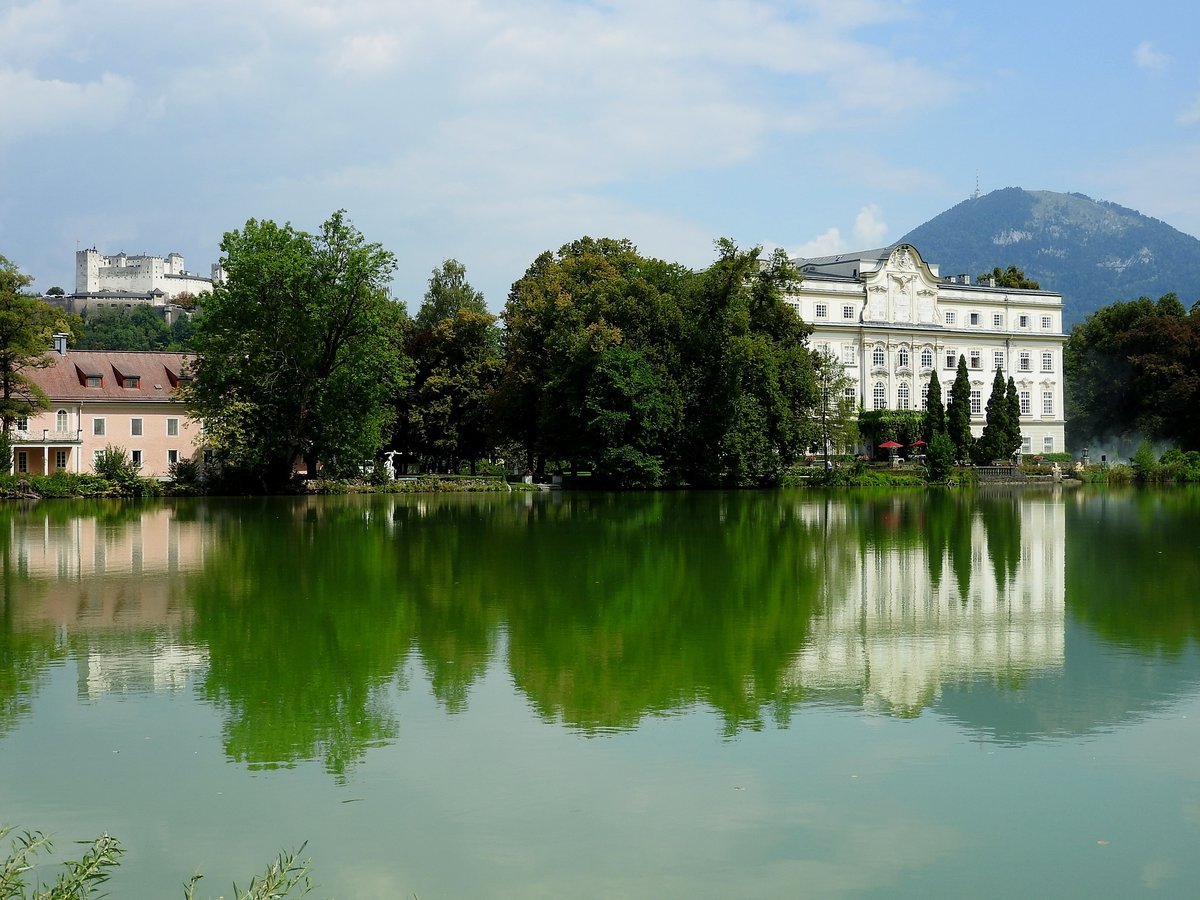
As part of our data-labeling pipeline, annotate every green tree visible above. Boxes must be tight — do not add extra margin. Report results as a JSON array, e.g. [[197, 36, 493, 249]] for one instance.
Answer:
[[922, 372, 945, 444], [974, 367, 1010, 464], [977, 265, 1040, 289], [0, 257, 76, 469], [398, 268, 502, 474], [495, 237, 686, 485], [1065, 293, 1200, 449], [184, 211, 410, 489], [677, 240, 816, 486], [413, 259, 488, 330], [946, 355, 975, 463], [1005, 376, 1023, 456], [811, 348, 858, 463], [925, 430, 956, 482]]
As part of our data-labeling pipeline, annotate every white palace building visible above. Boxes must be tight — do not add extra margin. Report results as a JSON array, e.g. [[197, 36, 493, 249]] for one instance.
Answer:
[[786, 243, 1066, 456]]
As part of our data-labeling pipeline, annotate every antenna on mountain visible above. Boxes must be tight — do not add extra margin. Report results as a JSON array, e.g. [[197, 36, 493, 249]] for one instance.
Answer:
[[972, 172, 981, 200]]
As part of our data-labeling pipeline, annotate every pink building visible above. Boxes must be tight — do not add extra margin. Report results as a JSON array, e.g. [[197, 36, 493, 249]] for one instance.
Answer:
[[9, 337, 199, 479]]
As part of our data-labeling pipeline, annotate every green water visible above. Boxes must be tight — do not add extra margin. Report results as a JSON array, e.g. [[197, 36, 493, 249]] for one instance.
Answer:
[[2, 488, 1199, 898]]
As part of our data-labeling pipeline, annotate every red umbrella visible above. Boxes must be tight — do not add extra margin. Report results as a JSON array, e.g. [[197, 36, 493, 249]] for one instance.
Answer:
[[909, 439, 927, 447], [878, 441, 903, 449]]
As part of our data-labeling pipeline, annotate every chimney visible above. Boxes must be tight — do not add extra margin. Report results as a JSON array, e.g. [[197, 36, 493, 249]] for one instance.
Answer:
[[52, 332, 69, 355]]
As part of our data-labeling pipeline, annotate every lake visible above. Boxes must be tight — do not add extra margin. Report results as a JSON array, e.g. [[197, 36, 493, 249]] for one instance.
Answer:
[[2, 487, 1199, 898]]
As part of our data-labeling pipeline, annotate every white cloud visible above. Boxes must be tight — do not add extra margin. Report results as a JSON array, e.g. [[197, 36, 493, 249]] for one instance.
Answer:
[[0, 69, 133, 143], [1134, 40, 1169, 71], [853, 204, 889, 246], [792, 228, 845, 259]]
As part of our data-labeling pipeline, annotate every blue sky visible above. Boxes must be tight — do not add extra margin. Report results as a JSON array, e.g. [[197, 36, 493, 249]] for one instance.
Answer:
[[2, 0, 1199, 311]]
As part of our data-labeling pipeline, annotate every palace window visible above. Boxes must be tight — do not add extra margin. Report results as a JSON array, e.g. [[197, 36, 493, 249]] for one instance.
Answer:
[[969, 312, 980, 325], [57, 409, 68, 431], [843, 305, 855, 319], [897, 347, 909, 369], [1042, 316, 1052, 329], [1041, 351, 1053, 372], [873, 382, 886, 410], [921, 382, 930, 409], [944, 348, 956, 369], [1019, 391, 1031, 416], [872, 346, 885, 367], [1043, 392, 1054, 416], [993, 313, 1003, 327], [1019, 315, 1029, 328], [969, 349, 981, 369], [843, 383, 857, 403], [898, 383, 911, 410], [1022, 435, 1032, 454], [842, 344, 857, 365], [970, 390, 982, 415], [55, 450, 67, 469], [815, 303, 828, 319], [1043, 436, 1054, 453], [920, 348, 933, 369], [93, 418, 105, 437], [945, 311, 957, 325], [994, 350, 1005, 371], [1018, 351, 1031, 372]]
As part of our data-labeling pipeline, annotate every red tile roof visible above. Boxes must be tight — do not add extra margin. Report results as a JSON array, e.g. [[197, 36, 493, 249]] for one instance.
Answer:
[[29, 350, 194, 402]]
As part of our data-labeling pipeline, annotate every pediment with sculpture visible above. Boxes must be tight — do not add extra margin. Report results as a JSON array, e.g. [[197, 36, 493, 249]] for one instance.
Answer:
[[862, 245, 941, 325]]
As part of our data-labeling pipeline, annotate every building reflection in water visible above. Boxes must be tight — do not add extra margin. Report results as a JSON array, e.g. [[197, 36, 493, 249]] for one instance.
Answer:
[[787, 493, 1065, 715]]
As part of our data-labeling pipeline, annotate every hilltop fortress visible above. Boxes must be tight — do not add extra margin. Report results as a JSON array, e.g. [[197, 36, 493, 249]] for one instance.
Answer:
[[75, 248, 224, 299]]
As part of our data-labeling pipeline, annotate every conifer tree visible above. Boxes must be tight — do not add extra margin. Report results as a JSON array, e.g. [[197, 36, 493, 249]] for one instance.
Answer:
[[946, 355, 975, 463], [974, 367, 1008, 463], [1004, 376, 1023, 458], [922, 372, 945, 444]]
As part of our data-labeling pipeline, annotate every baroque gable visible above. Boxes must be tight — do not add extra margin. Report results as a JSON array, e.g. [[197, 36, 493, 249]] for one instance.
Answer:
[[861, 245, 941, 325]]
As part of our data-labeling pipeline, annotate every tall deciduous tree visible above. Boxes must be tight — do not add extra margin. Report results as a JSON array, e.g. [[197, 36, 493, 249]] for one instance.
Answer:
[[678, 240, 816, 486], [397, 261, 501, 473], [946, 355, 975, 462], [413, 259, 488, 330], [812, 348, 858, 463], [0, 257, 77, 468], [184, 212, 410, 489]]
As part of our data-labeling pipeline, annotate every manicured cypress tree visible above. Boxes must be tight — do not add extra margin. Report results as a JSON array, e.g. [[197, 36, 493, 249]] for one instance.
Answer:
[[974, 367, 1008, 464], [1004, 376, 1023, 458], [946, 355, 975, 463], [922, 372, 945, 444]]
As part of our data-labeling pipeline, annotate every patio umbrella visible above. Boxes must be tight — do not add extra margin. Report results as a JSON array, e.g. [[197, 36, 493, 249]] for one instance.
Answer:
[[878, 441, 903, 449], [909, 439, 926, 447]]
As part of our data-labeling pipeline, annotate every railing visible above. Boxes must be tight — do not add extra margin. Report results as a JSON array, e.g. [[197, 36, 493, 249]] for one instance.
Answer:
[[9, 428, 84, 444]]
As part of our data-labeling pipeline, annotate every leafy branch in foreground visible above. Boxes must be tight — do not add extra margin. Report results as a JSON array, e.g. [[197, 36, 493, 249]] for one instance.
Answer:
[[1, 827, 311, 900], [183, 843, 312, 900], [0, 825, 123, 899]]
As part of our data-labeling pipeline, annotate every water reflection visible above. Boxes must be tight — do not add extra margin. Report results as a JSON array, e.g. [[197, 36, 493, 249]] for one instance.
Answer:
[[3, 489, 1200, 771]]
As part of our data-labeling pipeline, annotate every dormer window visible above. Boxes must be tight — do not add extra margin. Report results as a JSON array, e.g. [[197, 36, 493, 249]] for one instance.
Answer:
[[87, 375, 102, 388], [124, 376, 140, 389]]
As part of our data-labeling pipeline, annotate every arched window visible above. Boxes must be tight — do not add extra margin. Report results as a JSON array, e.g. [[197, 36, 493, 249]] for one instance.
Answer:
[[921, 348, 933, 369], [921, 382, 930, 409], [56, 409, 68, 432], [873, 382, 887, 410], [872, 346, 885, 368], [897, 347, 909, 369], [898, 382, 911, 410]]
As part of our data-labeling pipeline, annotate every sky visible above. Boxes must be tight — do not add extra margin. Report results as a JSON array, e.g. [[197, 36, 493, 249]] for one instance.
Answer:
[[2, 0, 1200, 313]]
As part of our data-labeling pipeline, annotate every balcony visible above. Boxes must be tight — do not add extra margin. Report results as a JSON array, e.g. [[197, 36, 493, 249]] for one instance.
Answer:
[[10, 428, 83, 445]]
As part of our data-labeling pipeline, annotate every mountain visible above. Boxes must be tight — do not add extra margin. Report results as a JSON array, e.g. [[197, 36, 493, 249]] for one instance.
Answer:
[[899, 188, 1200, 326]]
